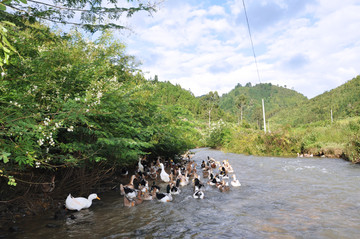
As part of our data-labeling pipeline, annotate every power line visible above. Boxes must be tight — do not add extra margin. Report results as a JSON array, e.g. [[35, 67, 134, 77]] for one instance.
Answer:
[[242, 0, 261, 84]]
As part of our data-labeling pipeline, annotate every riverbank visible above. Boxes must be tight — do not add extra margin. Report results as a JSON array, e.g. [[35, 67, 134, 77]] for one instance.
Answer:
[[0, 164, 134, 235]]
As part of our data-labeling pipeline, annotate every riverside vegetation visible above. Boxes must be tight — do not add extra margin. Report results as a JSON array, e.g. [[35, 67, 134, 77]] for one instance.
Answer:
[[1, 0, 360, 227]]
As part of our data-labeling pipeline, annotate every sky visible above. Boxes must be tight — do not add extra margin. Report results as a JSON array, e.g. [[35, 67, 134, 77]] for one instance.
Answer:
[[115, 0, 360, 99]]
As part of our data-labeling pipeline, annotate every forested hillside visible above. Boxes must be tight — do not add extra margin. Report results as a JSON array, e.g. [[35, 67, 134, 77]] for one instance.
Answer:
[[219, 83, 308, 126], [269, 76, 360, 127]]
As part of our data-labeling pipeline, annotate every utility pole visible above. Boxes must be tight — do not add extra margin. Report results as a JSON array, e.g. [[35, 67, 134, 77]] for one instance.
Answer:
[[262, 99, 266, 133], [331, 108, 333, 123]]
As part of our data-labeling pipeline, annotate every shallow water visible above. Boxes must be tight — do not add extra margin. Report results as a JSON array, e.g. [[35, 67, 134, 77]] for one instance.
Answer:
[[7, 148, 360, 238]]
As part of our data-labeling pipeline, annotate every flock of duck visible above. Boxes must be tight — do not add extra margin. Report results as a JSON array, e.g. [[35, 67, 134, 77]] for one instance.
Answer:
[[65, 154, 241, 210]]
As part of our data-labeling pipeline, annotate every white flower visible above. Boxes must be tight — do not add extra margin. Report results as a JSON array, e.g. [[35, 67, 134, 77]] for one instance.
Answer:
[[37, 138, 44, 146], [49, 138, 55, 146], [67, 126, 74, 132]]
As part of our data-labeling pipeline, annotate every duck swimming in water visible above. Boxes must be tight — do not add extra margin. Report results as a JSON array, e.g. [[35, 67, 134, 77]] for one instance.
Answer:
[[65, 193, 100, 211], [150, 181, 160, 193], [138, 157, 144, 173], [170, 178, 181, 195], [120, 184, 138, 199], [156, 184, 173, 202], [124, 191, 144, 207], [231, 175, 241, 187], [217, 180, 230, 192], [193, 190, 204, 199], [159, 163, 170, 183], [138, 177, 149, 192], [194, 178, 205, 191]]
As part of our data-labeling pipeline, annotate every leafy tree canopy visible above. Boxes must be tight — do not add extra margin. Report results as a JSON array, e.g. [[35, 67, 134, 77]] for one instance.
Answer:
[[1, 0, 157, 32]]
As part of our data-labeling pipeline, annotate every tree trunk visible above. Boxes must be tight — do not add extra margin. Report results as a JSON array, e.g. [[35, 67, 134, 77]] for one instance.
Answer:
[[208, 110, 211, 128], [240, 107, 243, 125]]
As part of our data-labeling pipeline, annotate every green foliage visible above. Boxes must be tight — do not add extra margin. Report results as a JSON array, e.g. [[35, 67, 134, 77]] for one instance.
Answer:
[[0, 22, 204, 186], [344, 118, 360, 163], [0, 20, 17, 69], [347, 135, 360, 163], [2, 0, 157, 32], [223, 126, 300, 156], [207, 120, 232, 148], [270, 76, 360, 127], [220, 83, 308, 125]]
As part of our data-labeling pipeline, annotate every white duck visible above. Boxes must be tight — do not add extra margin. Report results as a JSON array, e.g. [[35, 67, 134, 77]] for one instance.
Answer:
[[138, 157, 144, 173], [159, 163, 170, 183], [231, 175, 241, 187], [65, 193, 100, 211]]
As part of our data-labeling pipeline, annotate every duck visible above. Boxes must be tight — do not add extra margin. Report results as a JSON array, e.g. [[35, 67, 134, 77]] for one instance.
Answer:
[[140, 190, 156, 201], [65, 193, 100, 211], [149, 162, 158, 180], [170, 179, 181, 195], [231, 175, 241, 187], [138, 177, 149, 193], [120, 184, 138, 199], [207, 156, 215, 163], [207, 173, 217, 186], [177, 168, 189, 187], [124, 191, 143, 207], [220, 174, 229, 180], [159, 163, 170, 182], [193, 190, 204, 199], [156, 184, 173, 202], [224, 160, 234, 173], [179, 173, 189, 187], [138, 157, 144, 173], [124, 175, 137, 189], [123, 195, 136, 207], [150, 181, 160, 193], [194, 178, 205, 191], [217, 180, 230, 192], [202, 169, 210, 179]]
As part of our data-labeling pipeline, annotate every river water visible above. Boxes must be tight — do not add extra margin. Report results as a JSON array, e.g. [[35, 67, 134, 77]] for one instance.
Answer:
[[6, 148, 360, 238]]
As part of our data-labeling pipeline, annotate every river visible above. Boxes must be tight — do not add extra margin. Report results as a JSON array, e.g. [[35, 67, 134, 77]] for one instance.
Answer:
[[5, 148, 360, 238]]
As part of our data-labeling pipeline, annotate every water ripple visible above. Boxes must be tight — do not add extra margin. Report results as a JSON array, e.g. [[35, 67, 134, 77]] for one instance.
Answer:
[[12, 149, 360, 239]]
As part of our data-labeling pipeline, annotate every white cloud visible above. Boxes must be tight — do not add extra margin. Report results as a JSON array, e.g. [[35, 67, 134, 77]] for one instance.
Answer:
[[208, 5, 226, 16], [123, 0, 360, 99]]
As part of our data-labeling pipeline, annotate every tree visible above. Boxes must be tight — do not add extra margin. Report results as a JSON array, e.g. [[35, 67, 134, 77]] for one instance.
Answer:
[[236, 94, 247, 125], [245, 82, 252, 87], [202, 91, 220, 128], [1, 0, 157, 32], [0, 20, 17, 71]]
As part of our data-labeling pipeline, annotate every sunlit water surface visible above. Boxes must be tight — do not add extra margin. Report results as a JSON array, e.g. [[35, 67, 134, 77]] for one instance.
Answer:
[[8, 148, 360, 238]]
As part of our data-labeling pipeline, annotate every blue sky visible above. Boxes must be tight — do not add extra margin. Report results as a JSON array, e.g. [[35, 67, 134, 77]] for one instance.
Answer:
[[118, 0, 360, 99]]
